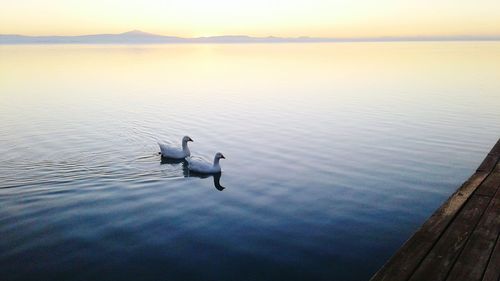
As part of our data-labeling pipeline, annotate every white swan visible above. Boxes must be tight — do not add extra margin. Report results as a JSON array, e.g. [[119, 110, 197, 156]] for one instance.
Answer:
[[187, 152, 225, 174], [158, 136, 193, 159]]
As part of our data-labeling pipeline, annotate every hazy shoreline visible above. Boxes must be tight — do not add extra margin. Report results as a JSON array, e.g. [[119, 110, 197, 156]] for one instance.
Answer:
[[2, 30, 500, 44]]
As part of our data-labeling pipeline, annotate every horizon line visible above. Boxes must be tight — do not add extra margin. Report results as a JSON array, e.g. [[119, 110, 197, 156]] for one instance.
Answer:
[[3, 29, 500, 38], [2, 30, 500, 44]]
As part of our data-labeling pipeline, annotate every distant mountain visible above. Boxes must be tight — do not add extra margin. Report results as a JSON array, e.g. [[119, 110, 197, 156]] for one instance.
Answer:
[[1, 30, 499, 44], [0, 30, 186, 44], [120, 30, 156, 36]]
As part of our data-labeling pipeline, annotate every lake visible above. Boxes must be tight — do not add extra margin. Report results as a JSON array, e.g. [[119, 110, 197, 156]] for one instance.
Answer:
[[1, 42, 499, 281]]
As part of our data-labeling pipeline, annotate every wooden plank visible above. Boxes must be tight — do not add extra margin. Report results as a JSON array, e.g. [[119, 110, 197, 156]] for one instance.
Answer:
[[475, 163, 500, 197], [477, 154, 499, 173], [477, 139, 500, 172], [445, 191, 500, 281], [369, 171, 489, 281], [408, 195, 491, 281], [489, 138, 500, 156], [370, 139, 500, 281], [482, 235, 500, 281]]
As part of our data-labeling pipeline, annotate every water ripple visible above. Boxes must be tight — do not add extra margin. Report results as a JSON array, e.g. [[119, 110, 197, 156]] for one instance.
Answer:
[[1, 43, 500, 281]]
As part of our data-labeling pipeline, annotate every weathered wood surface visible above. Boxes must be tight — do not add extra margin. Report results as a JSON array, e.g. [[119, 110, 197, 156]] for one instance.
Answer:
[[446, 187, 500, 281], [482, 235, 500, 281], [370, 138, 500, 281]]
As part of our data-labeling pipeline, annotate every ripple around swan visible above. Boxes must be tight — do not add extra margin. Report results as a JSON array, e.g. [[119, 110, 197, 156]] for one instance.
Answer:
[[1, 42, 500, 281]]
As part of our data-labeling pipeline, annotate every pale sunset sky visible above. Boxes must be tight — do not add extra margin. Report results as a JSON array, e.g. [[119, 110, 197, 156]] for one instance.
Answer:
[[1, 0, 499, 37]]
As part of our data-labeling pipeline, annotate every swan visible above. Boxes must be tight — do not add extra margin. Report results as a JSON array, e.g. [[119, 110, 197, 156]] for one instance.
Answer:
[[158, 136, 193, 159], [186, 152, 225, 174]]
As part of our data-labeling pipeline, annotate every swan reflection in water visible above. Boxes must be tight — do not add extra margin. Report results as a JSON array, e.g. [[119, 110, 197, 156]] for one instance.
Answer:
[[160, 156, 226, 191], [183, 169, 226, 191], [160, 157, 185, 165]]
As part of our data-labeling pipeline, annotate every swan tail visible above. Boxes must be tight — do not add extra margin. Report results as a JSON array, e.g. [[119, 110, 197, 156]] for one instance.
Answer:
[[158, 142, 163, 155]]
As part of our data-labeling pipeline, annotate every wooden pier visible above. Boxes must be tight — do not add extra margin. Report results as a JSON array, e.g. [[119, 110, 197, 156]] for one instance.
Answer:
[[370, 138, 500, 281]]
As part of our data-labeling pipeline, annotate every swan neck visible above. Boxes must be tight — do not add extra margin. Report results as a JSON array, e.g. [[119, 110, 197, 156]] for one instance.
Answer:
[[213, 156, 220, 166], [182, 141, 189, 151]]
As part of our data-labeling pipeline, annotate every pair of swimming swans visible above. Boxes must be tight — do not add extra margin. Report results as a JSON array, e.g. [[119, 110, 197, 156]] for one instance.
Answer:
[[158, 136, 225, 174]]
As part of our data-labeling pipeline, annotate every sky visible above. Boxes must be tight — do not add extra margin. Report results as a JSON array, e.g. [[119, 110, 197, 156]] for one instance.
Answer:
[[1, 0, 500, 37]]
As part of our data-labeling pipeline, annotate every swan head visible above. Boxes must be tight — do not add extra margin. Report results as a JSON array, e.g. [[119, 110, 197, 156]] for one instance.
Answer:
[[182, 136, 194, 143], [215, 152, 225, 160]]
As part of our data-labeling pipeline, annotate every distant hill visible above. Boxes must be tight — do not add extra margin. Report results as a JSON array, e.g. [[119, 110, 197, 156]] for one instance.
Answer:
[[1, 30, 499, 44]]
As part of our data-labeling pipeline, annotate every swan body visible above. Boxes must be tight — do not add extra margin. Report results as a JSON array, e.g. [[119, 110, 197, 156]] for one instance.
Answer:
[[159, 136, 193, 159], [187, 152, 225, 174]]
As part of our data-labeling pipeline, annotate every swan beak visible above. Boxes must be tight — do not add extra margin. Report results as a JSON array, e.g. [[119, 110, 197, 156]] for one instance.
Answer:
[[220, 155, 226, 159], [188, 138, 193, 142]]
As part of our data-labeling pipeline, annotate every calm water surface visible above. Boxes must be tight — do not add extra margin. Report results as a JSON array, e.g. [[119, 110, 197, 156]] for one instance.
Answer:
[[1, 42, 499, 281]]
